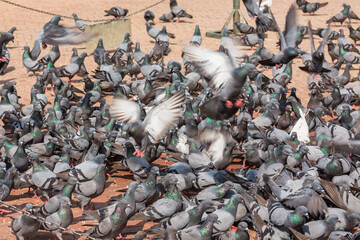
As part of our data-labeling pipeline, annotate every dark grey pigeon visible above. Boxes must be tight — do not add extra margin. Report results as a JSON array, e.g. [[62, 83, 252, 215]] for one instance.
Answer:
[[144, 10, 155, 23]]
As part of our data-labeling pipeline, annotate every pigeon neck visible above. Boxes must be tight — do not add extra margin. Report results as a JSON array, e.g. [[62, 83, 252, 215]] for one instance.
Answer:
[[165, 183, 181, 201], [60, 150, 71, 164], [145, 171, 157, 188], [61, 182, 76, 198], [199, 218, 215, 237], [23, 49, 30, 58]]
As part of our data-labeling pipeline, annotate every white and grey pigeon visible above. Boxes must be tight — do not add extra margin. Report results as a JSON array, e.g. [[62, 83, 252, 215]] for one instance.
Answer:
[[72, 13, 87, 32]]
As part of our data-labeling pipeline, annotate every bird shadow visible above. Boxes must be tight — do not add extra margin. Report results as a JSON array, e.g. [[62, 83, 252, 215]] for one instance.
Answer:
[[122, 221, 147, 234], [2, 66, 15, 75], [304, 13, 327, 17], [30, 231, 76, 240], [0, 77, 16, 84]]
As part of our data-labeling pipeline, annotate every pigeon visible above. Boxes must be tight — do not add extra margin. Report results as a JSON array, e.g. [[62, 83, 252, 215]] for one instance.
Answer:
[[302, 214, 339, 239], [42, 196, 73, 240], [300, 2, 328, 15], [212, 194, 244, 233], [143, 176, 183, 220], [39, 45, 60, 65], [259, 5, 304, 68], [0, 167, 17, 214], [22, 46, 43, 74], [216, 222, 250, 240], [146, 23, 175, 40], [11, 203, 40, 240], [72, 13, 87, 32], [189, 25, 202, 46], [104, 7, 128, 18], [93, 38, 105, 66], [86, 201, 129, 240], [269, 202, 308, 229], [162, 199, 215, 230], [177, 213, 218, 240], [110, 91, 185, 156], [159, 12, 175, 22], [58, 52, 88, 80], [170, 0, 193, 23], [234, 21, 256, 34], [144, 10, 155, 24], [242, 0, 273, 33], [326, 4, 350, 27], [30, 15, 91, 60]]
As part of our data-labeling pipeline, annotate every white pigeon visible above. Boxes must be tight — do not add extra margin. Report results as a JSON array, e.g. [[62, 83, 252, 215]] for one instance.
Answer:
[[290, 108, 310, 143]]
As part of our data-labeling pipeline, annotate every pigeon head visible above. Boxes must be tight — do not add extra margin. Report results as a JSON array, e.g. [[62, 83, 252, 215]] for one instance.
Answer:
[[60, 196, 71, 207], [150, 166, 160, 175], [72, 13, 79, 19], [128, 181, 139, 189], [7, 167, 17, 178], [28, 152, 39, 161], [206, 213, 218, 222], [238, 221, 248, 230], [325, 214, 339, 225], [295, 206, 309, 217], [0, 32, 14, 44], [80, 52, 88, 58], [25, 203, 33, 211], [50, 15, 62, 24], [23, 46, 30, 51]]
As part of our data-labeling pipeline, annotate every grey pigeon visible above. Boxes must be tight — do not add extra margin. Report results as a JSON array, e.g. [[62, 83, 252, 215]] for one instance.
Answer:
[[212, 194, 245, 233], [58, 52, 88, 80], [30, 15, 91, 60], [162, 200, 215, 230], [302, 214, 339, 239], [143, 176, 183, 220], [87, 201, 129, 240], [72, 13, 87, 32], [177, 213, 218, 240], [42, 196, 73, 240], [159, 12, 175, 22], [22, 46, 43, 74], [11, 203, 40, 240], [170, 0, 193, 22], [104, 7, 128, 18], [216, 222, 250, 240]]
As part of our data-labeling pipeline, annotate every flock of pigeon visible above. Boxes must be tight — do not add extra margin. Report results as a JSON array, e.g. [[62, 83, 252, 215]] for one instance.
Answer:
[[3, 0, 360, 239]]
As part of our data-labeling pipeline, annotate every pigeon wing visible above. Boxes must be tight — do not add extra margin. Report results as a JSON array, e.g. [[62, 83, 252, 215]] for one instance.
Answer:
[[110, 97, 142, 123], [143, 92, 185, 143]]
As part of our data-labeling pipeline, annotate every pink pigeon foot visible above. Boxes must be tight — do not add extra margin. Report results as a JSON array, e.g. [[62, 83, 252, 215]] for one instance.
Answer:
[[0, 208, 12, 215], [134, 149, 141, 157]]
